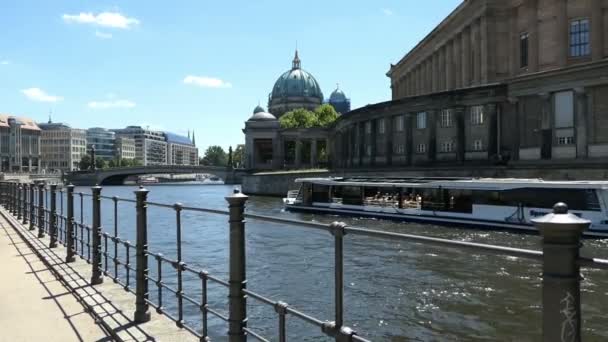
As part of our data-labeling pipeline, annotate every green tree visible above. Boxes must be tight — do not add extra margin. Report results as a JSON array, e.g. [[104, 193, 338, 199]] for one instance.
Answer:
[[201, 145, 228, 166], [79, 155, 92, 170], [279, 108, 317, 129], [95, 158, 107, 169], [314, 104, 339, 127], [129, 158, 143, 167], [108, 159, 117, 168], [232, 144, 245, 168]]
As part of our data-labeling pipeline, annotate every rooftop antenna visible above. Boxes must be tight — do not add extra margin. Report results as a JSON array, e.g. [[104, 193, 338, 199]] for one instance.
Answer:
[[48, 109, 52, 124]]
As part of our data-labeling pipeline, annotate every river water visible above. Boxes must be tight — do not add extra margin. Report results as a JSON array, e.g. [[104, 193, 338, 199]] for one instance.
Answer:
[[70, 184, 608, 341]]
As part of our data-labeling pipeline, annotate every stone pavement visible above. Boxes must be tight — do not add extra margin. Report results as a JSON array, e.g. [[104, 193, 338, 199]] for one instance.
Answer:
[[0, 209, 197, 342]]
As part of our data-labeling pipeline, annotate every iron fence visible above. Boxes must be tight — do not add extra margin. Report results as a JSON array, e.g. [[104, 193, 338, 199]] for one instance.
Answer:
[[0, 180, 607, 342]]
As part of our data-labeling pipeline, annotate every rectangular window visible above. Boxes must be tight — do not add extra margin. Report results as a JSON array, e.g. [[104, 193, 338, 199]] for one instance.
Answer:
[[520, 32, 529, 68], [473, 139, 483, 151], [440, 109, 453, 128], [395, 116, 404, 132], [440, 141, 455, 153], [365, 122, 372, 134], [416, 143, 426, 154], [557, 136, 575, 145], [416, 112, 427, 129], [470, 106, 484, 125], [366, 145, 372, 156], [570, 19, 590, 57], [378, 119, 385, 134], [554, 91, 574, 128]]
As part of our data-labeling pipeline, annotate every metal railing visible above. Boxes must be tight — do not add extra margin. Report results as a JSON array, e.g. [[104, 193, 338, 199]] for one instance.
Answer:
[[0, 180, 606, 342]]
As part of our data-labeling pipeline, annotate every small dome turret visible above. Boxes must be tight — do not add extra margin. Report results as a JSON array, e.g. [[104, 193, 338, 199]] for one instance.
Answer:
[[248, 105, 277, 121], [253, 105, 265, 114]]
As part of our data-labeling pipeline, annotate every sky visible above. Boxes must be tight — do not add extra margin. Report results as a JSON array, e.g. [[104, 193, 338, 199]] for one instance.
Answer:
[[0, 0, 462, 151]]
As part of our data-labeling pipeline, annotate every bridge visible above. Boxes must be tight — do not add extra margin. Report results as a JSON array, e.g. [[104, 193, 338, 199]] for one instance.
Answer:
[[65, 165, 248, 185]]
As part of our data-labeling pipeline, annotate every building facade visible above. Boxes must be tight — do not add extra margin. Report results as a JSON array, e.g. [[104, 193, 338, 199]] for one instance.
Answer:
[[331, 0, 608, 169], [165, 132, 199, 165], [114, 137, 136, 161], [86, 128, 115, 161], [39, 121, 86, 171], [112, 126, 167, 166], [0, 114, 41, 172]]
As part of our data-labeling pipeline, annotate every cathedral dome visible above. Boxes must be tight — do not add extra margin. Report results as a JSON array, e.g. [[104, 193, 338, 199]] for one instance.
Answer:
[[268, 50, 324, 116], [248, 105, 276, 121], [329, 86, 347, 102]]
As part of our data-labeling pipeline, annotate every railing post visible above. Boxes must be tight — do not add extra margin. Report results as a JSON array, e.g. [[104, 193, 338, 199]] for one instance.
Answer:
[[330, 222, 347, 329], [66, 184, 76, 262], [29, 184, 35, 230], [532, 203, 589, 342], [22, 183, 28, 224], [134, 186, 151, 323], [49, 184, 58, 248], [16, 184, 22, 221], [225, 189, 248, 342], [37, 184, 45, 238], [90, 185, 104, 285], [12, 182, 17, 215]]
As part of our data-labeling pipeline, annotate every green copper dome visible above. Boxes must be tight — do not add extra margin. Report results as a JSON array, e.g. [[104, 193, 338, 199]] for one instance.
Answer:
[[270, 50, 323, 101], [253, 105, 265, 114]]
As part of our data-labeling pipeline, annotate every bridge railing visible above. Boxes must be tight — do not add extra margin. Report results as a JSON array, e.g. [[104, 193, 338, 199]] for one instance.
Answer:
[[1, 180, 607, 341]]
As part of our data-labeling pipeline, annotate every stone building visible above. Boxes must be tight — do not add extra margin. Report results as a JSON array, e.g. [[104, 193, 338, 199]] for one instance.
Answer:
[[0, 114, 41, 172], [331, 0, 608, 168], [111, 126, 167, 166], [165, 132, 199, 166], [39, 121, 86, 171], [114, 137, 136, 161]]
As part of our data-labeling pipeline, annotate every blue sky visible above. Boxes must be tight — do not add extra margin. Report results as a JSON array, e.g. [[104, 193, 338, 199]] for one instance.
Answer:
[[0, 0, 461, 151]]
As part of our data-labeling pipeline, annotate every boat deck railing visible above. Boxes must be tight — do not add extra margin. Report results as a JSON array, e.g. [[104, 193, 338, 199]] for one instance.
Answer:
[[1, 180, 607, 341]]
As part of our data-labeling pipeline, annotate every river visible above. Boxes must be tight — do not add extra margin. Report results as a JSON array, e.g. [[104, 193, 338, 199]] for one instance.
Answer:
[[67, 184, 608, 341]]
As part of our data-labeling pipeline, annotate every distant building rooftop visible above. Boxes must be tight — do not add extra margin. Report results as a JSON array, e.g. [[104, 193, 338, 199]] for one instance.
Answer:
[[164, 132, 193, 145], [0, 114, 41, 131]]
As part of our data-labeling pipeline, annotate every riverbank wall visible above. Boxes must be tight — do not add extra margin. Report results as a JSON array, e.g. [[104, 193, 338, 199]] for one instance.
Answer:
[[241, 163, 608, 196]]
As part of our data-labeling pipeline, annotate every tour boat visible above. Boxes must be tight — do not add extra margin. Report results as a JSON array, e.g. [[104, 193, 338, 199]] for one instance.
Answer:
[[283, 177, 608, 237]]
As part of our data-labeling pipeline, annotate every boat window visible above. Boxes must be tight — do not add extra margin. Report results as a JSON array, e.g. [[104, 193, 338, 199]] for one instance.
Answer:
[[363, 187, 400, 208], [472, 188, 601, 211], [311, 184, 330, 203], [335, 186, 362, 205]]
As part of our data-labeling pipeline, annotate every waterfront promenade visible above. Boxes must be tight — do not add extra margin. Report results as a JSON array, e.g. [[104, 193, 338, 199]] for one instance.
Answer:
[[0, 207, 195, 342]]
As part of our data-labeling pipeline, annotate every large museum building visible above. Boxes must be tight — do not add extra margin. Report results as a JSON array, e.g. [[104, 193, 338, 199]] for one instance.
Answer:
[[332, 0, 608, 169]]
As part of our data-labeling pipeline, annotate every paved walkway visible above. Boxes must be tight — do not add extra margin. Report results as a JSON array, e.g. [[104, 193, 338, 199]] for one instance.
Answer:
[[0, 216, 109, 342]]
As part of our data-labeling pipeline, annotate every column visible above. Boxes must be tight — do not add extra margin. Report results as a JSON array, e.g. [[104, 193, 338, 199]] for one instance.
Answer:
[[575, 88, 588, 159], [370, 120, 377, 166], [295, 138, 302, 169], [386, 115, 393, 166], [412, 69, 418, 96], [454, 106, 466, 164], [432, 52, 439, 92], [485, 103, 498, 158], [555, 0, 568, 67], [480, 15, 489, 83], [445, 40, 454, 90], [528, 0, 539, 72], [509, 6, 519, 75], [416, 65, 422, 96], [591, 0, 604, 61], [439, 46, 446, 91], [471, 18, 481, 85], [358, 122, 364, 166], [425, 59, 432, 94], [509, 97, 521, 161], [540, 93, 552, 160], [453, 34, 461, 89], [310, 139, 317, 167], [428, 110, 437, 162], [461, 25, 471, 87]]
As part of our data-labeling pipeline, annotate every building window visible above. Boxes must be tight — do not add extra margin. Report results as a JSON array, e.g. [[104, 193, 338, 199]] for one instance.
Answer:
[[470, 106, 484, 125], [394, 144, 405, 154], [520, 32, 529, 68], [378, 119, 385, 134], [554, 91, 574, 128], [473, 139, 483, 151], [365, 122, 372, 134], [416, 143, 426, 154], [557, 136, 575, 145], [440, 109, 453, 128], [440, 141, 455, 153], [570, 19, 590, 57], [366, 145, 372, 156], [395, 116, 404, 132], [416, 112, 427, 129]]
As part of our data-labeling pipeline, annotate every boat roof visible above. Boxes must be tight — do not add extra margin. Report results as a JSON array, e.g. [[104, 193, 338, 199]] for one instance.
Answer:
[[294, 177, 608, 190]]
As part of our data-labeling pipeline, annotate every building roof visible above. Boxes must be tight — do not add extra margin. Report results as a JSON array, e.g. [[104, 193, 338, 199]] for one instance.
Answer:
[[0, 114, 41, 131], [270, 50, 324, 101], [165, 132, 193, 145]]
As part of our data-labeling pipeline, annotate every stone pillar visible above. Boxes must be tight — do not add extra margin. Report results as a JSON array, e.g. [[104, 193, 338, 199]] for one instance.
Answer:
[[591, 0, 604, 61], [453, 34, 462, 89], [417, 65, 423, 95], [445, 40, 454, 90], [432, 52, 439, 92], [471, 18, 481, 85], [540, 93, 553, 160], [485, 103, 499, 158], [428, 110, 437, 162], [425, 59, 432, 94], [555, 0, 568, 67], [412, 69, 418, 96], [480, 15, 489, 83], [386, 116, 393, 166], [509, 6, 519, 75], [310, 139, 317, 167], [508, 97, 521, 161], [528, 0, 539, 72], [438, 46, 446, 91], [358, 122, 364, 166], [370, 120, 377, 166], [295, 139, 302, 169], [575, 88, 588, 159], [461, 25, 471, 87], [454, 106, 466, 164]]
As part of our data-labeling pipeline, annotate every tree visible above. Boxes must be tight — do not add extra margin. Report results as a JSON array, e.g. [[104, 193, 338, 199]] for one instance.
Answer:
[[279, 108, 317, 129], [79, 155, 92, 170], [95, 157, 107, 169], [201, 145, 228, 166], [314, 104, 339, 127], [232, 144, 245, 168], [108, 159, 117, 168]]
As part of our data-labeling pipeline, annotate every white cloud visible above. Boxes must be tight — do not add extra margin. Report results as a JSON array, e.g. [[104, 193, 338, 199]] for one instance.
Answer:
[[0, 60, 9, 65], [382, 8, 394, 16], [62, 12, 140, 29], [95, 31, 112, 39], [21, 88, 63, 102], [183, 75, 232, 88], [88, 99, 136, 109]]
